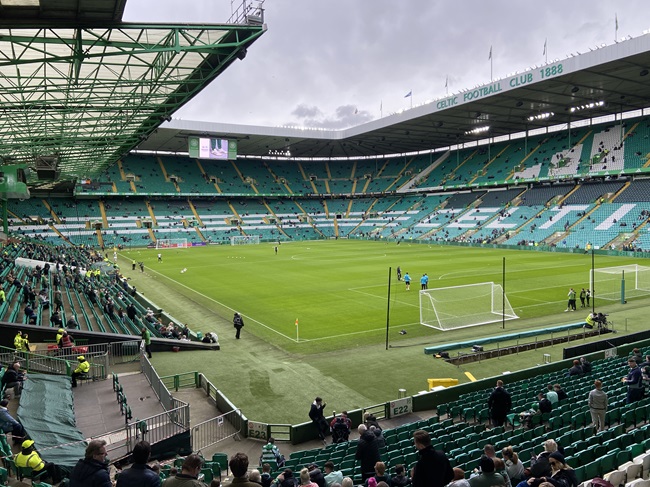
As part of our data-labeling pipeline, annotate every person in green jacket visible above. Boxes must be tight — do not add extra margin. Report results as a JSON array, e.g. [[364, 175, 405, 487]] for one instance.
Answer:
[[141, 327, 152, 359]]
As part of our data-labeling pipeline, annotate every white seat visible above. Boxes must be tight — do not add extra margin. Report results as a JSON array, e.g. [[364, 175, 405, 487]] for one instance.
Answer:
[[605, 469, 627, 487]]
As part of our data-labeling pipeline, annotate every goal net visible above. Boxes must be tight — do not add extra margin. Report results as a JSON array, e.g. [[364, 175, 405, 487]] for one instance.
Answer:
[[590, 264, 650, 301], [419, 282, 519, 331], [155, 238, 188, 249], [230, 235, 260, 246]]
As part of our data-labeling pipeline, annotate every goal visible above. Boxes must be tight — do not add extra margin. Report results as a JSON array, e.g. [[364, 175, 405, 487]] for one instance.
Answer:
[[590, 264, 650, 301], [155, 238, 188, 249], [419, 282, 519, 331], [230, 235, 260, 246]]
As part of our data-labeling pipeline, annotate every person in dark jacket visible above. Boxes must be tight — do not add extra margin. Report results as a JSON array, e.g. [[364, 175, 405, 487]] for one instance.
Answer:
[[356, 424, 381, 482], [526, 451, 577, 487], [116, 440, 160, 487], [390, 464, 411, 487], [309, 397, 329, 443], [69, 439, 111, 487], [307, 463, 325, 487], [487, 380, 512, 427], [411, 429, 453, 487]]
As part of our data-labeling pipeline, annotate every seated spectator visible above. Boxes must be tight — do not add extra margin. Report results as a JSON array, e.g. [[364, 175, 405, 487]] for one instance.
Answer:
[[115, 440, 159, 487], [567, 360, 583, 376], [69, 439, 110, 487], [546, 385, 558, 405], [261, 463, 273, 487], [67, 316, 80, 329], [469, 456, 505, 487], [447, 467, 470, 487], [502, 447, 524, 484], [323, 461, 343, 487], [228, 452, 260, 487], [274, 469, 298, 487], [249, 470, 262, 484], [24, 305, 37, 324], [50, 311, 63, 327], [0, 399, 26, 443], [299, 468, 319, 487], [579, 357, 592, 374], [16, 439, 60, 483], [493, 458, 511, 487], [1, 361, 26, 398], [525, 452, 576, 487], [308, 463, 325, 487], [537, 393, 552, 414], [331, 414, 351, 444], [365, 462, 390, 487], [553, 384, 567, 401]]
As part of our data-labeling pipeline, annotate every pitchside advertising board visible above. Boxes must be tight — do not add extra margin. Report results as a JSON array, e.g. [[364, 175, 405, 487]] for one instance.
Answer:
[[390, 397, 413, 418], [188, 136, 238, 160]]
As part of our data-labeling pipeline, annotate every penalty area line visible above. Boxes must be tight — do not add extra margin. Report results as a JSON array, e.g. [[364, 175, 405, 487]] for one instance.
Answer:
[[137, 267, 299, 343]]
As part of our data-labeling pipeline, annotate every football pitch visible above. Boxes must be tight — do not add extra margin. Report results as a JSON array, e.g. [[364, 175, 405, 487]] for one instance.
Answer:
[[122, 240, 644, 354]]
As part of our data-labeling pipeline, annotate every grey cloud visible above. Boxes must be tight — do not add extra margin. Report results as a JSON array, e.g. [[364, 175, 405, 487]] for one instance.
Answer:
[[288, 104, 373, 129]]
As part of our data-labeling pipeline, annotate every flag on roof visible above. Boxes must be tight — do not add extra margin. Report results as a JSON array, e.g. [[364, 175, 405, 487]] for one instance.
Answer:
[[404, 91, 412, 98]]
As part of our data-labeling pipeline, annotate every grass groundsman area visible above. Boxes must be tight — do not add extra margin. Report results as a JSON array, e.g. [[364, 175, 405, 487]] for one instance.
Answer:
[[118, 241, 650, 423]]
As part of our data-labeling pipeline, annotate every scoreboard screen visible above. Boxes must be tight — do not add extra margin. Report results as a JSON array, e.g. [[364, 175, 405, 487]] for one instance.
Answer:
[[188, 136, 237, 160]]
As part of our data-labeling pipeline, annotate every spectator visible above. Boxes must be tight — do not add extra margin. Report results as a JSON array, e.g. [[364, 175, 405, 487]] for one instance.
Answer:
[[69, 439, 110, 487], [527, 452, 577, 487], [298, 468, 319, 487], [537, 393, 553, 414], [553, 384, 567, 401], [623, 358, 644, 404], [116, 440, 160, 487], [0, 399, 26, 443], [67, 316, 80, 329], [309, 397, 329, 444], [260, 437, 285, 468], [273, 469, 298, 487], [249, 470, 262, 484], [448, 468, 470, 487], [307, 464, 325, 487], [15, 439, 60, 484], [493, 458, 511, 487], [390, 464, 410, 487], [502, 447, 524, 484], [567, 360, 583, 376], [365, 462, 391, 487], [330, 414, 351, 444], [411, 429, 453, 487], [579, 357, 592, 374], [323, 462, 343, 487], [163, 454, 206, 487], [1, 361, 26, 398], [469, 456, 505, 487], [546, 385, 558, 405], [588, 380, 607, 432], [356, 424, 381, 482], [369, 425, 385, 449], [488, 380, 512, 427], [260, 464, 272, 487]]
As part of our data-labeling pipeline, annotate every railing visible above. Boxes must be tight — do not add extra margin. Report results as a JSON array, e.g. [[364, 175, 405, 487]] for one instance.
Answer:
[[227, 0, 264, 25], [141, 355, 188, 413], [161, 371, 199, 391], [192, 409, 243, 452]]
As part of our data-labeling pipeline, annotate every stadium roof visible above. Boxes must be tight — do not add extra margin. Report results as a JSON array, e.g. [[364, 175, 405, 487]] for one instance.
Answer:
[[142, 33, 650, 160], [0, 0, 266, 186]]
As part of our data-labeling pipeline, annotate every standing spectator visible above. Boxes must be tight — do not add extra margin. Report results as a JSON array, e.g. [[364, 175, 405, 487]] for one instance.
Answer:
[[54, 289, 63, 312], [588, 379, 607, 432], [233, 312, 244, 339], [411, 429, 453, 487], [142, 327, 152, 359], [488, 380, 512, 427], [309, 397, 329, 444], [564, 288, 576, 312], [116, 440, 161, 487], [224, 453, 260, 487], [126, 303, 137, 321], [623, 358, 644, 404], [356, 425, 381, 482], [68, 439, 110, 487]]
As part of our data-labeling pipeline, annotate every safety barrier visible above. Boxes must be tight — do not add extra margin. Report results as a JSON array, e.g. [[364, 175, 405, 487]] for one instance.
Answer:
[[192, 409, 244, 452]]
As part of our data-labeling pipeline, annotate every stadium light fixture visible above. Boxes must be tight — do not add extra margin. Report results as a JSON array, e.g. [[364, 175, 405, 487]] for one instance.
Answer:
[[464, 126, 490, 136], [569, 101, 605, 113], [527, 112, 555, 122]]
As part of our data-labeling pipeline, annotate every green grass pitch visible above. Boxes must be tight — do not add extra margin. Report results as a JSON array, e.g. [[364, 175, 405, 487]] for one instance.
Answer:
[[122, 240, 642, 354]]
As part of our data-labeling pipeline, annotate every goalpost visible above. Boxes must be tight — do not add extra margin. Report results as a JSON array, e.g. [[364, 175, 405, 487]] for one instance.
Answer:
[[230, 235, 260, 246], [155, 238, 188, 249], [590, 264, 650, 301], [419, 282, 519, 331]]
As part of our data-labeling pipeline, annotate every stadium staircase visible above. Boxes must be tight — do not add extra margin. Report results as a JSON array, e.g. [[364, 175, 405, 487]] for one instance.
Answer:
[[145, 200, 159, 227], [41, 199, 61, 224], [399, 151, 450, 192]]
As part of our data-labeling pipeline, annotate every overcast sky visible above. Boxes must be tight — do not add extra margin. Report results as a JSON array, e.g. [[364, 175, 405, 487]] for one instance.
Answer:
[[123, 1, 650, 130]]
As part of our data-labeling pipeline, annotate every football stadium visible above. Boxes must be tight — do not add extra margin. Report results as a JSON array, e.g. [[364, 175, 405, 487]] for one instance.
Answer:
[[2, 1, 650, 486]]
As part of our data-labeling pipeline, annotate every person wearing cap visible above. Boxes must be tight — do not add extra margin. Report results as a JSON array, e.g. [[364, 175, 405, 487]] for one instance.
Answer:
[[307, 463, 325, 487], [0, 399, 26, 443], [15, 439, 59, 483], [526, 452, 577, 487], [233, 312, 244, 339], [468, 456, 505, 487], [69, 439, 110, 487], [71, 355, 90, 388]]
